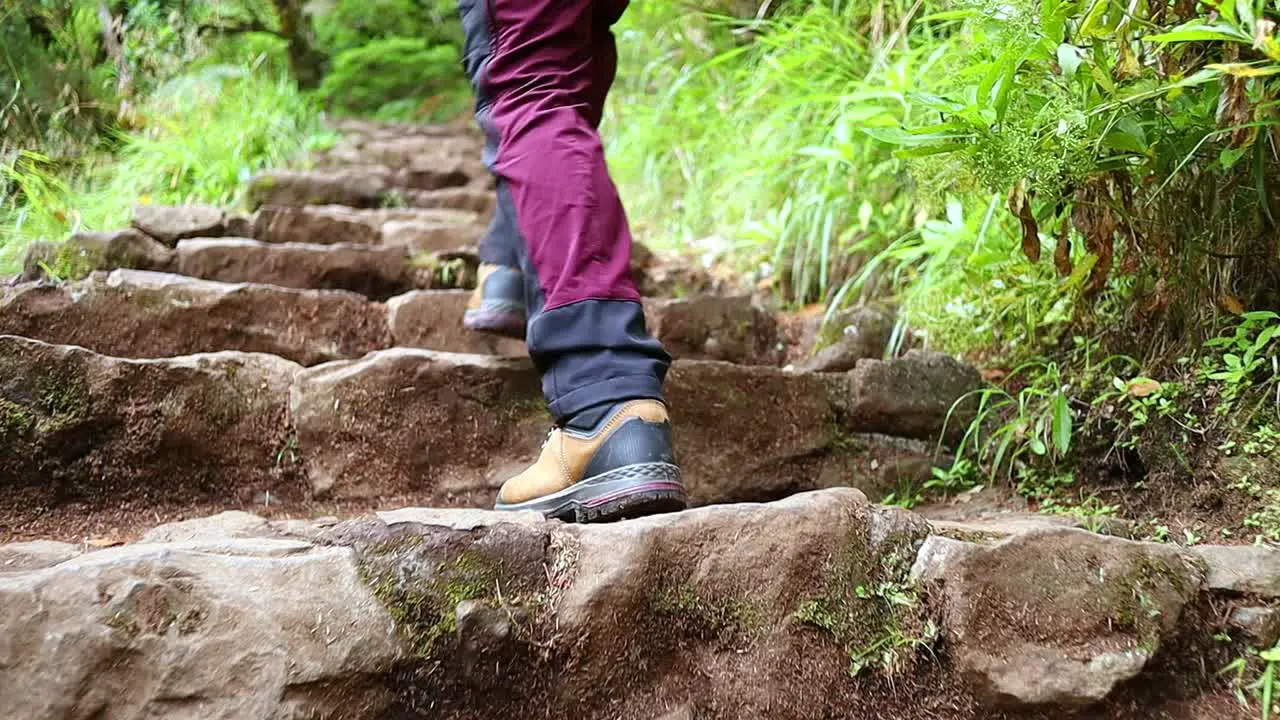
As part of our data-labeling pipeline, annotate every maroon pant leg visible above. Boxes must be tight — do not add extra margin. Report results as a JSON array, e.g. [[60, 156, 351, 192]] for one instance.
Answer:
[[484, 0, 669, 421], [585, 0, 627, 129], [485, 0, 638, 312]]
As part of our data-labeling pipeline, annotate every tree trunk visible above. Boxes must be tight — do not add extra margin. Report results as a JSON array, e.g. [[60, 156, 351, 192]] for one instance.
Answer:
[[96, 1, 134, 114], [270, 0, 325, 89]]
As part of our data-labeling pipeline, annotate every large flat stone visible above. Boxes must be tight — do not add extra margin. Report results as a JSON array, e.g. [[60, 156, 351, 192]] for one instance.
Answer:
[[289, 350, 939, 504], [0, 540, 399, 719], [0, 270, 391, 366], [644, 295, 783, 365], [0, 336, 302, 534], [252, 204, 480, 248], [290, 349, 546, 500], [172, 238, 416, 299], [402, 187, 496, 216], [131, 204, 226, 245], [386, 290, 526, 356], [246, 168, 393, 209], [21, 229, 173, 281], [380, 219, 485, 254], [912, 528, 1205, 710], [317, 135, 481, 170], [1194, 544, 1280, 597], [847, 350, 983, 441]]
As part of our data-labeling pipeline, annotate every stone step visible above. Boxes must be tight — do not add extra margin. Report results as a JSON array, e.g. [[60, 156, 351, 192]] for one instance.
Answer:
[[23, 222, 483, 296], [0, 335, 304, 539], [0, 337, 979, 535], [315, 137, 488, 180], [0, 271, 390, 367], [0, 489, 1250, 718], [398, 187, 496, 215], [246, 168, 487, 210], [130, 203, 251, 245], [0, 271, 798, 367], [170, 238, 420, 300], [327, 117, 479, 140], [251, 204, 482, 249], [289, 348, 966, 504]]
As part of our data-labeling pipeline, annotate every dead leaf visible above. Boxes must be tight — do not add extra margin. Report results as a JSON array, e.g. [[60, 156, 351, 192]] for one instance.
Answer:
[[1088, 226, 1114, 296], [1008, 181, 1040, 263], [1216, 56, 1254, 148], [86, 537, 123, 548], [1054, 220, 1072, 276], [1119, 223, 1142, 275], [1072, 179, 1118, 296], [1127, 378, 1162, 398], [1115, 36, 1141, 81], [1222, 294, 1245, 314]]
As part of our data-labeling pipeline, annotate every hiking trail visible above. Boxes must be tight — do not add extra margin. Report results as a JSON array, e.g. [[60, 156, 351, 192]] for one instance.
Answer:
[[0, 118, 1267, 719]]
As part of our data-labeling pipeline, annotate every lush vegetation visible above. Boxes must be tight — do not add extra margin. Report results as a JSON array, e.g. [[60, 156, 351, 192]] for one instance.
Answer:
[[605, 0, 1279, 523], [6, 0, 1280, 709], [1, 0, 466, 270]]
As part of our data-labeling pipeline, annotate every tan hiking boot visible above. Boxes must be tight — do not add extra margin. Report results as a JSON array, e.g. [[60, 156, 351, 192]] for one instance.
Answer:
[[494, 399, 686, 522]]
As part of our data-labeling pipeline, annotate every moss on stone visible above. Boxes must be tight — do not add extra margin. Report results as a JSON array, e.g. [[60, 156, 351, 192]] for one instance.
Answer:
[[503, 396, 550, 423], [0, 398, 35, 439], [33, 367, 90, 434], [192, 382, 246, 427], [1099, 552, 1194, 652], [650, 581, 765, 646], [43, 243, 103, 282], [792, 522, 937, 677], [103, 610, 142, 640], [358, 536, 518, 662]]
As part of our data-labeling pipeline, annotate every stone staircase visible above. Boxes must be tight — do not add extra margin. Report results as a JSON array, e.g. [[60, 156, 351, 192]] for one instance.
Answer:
[[0, 118, 1268, 719]]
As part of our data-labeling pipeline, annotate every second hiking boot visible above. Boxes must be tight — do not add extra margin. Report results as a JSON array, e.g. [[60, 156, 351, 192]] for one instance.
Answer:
[[464, 264, 527, 339], [494, 399, 686, 523]]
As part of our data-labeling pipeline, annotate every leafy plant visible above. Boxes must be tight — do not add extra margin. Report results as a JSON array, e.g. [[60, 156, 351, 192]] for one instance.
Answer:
[[947, 359, 1078, 481], [316, 37, 464, 117], [1223, 643, 1280, 718], [1202, 311, 1280, 405]]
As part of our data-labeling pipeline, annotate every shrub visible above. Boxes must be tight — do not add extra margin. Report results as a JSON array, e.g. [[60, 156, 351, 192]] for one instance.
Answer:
[[313, 0, 462, 53], [316, 36, 462, 116]]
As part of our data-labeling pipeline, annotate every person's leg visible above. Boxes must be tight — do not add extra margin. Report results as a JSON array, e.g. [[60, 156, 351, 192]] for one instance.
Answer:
[[585, 0, 625, 129], [457, 0, 527, 338], [482, 0, 684, 521]]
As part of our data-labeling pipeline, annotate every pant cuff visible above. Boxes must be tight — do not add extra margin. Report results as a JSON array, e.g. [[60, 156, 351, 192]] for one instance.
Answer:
[[546, 372, 664, 424]]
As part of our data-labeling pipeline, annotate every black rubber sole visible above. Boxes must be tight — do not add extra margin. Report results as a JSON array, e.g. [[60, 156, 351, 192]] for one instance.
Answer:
[[494, 462, 686, 524], [463, 305, 527, 340]]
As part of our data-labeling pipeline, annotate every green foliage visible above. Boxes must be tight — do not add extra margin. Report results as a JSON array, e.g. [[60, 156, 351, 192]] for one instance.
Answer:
[[1, 66, 324, 272], [1202, 311, 1280, 406], [1, 1, 118, 154], [948, 359, 1080, 481], [794, 576, 936, 677], [868, 0, 1280, 315], [1223, 643, 1280, 718], [317, 37, 463, 117], [313, 0, 461, 53], [882, 458, 981, 508], [607, 1, 943, 306]]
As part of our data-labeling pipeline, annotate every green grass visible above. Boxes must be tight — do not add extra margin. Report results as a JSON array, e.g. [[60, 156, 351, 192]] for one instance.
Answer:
[[605, 1, 954, 307], [0, 65, 328, 274]]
